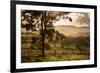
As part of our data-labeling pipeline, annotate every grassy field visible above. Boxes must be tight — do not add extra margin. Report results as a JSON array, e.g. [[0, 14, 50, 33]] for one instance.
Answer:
[[21, 32, 90, 63], [21, 49, 90, 63]]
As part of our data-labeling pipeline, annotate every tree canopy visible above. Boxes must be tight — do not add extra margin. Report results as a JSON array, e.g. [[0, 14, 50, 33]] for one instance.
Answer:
[[21, 10, 72, 57]]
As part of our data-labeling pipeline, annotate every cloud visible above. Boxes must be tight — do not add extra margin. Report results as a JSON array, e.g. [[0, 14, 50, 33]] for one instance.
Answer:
[[68, 13, 90, 26], [54, 12, 90, 28]]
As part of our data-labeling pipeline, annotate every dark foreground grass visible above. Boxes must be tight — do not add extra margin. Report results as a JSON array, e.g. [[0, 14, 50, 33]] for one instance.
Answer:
[[21, 49, 90, 63]]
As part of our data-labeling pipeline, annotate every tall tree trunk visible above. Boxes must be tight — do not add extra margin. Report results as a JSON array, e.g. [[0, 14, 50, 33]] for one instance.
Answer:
[[41, 12, 46, 57]]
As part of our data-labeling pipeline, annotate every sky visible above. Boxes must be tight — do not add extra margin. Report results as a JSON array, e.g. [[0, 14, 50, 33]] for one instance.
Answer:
[[54, 12, 90, 28], [54, 12, 90, 37]]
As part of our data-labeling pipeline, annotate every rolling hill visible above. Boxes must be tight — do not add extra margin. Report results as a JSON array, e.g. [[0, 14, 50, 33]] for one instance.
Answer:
[[54, 25, 90, 37]]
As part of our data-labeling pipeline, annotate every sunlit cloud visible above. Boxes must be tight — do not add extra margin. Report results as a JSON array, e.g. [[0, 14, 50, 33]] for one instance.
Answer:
[[54, 12, 90, 28]]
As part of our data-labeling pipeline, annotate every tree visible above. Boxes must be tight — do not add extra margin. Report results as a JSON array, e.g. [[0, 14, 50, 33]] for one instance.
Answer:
[[21, 10, 72, 57]]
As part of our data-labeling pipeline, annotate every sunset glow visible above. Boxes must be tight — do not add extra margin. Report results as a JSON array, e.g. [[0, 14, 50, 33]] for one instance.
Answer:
[[54, 13, 90, 27]]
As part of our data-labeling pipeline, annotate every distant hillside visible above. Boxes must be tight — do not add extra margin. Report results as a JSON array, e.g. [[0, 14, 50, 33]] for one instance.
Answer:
[[54, 25, 90, 37]]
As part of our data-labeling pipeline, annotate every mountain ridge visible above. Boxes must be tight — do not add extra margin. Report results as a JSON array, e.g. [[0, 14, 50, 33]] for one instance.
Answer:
[[54, 25, 90, 37]]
